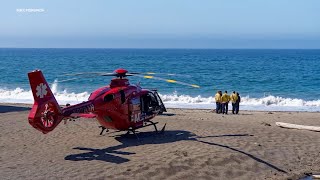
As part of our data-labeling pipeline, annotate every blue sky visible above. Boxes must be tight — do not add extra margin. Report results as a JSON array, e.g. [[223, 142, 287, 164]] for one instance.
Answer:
[[1, 0, 319, 48]]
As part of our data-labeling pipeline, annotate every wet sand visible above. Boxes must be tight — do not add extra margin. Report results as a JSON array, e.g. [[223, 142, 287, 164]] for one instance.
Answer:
[[0, 103, 319, 180]]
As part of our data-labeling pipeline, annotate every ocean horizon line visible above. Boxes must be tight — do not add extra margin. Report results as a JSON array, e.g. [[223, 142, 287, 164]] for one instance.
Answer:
[[1, 47, 320, 50]]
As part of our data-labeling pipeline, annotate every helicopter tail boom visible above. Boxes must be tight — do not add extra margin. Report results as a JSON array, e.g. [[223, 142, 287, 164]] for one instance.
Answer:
[[28, 70, 64, 134]]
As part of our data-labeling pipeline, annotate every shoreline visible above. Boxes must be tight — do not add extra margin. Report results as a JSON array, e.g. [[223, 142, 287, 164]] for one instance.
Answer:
[[1, 102, 319, 113]]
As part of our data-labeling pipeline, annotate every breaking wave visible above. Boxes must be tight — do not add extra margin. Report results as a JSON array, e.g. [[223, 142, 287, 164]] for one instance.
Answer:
[[0, 83, 319, 112], [160, 93, 320, 111], [0, 87, 89, 105], [160, 92, 320, 107]]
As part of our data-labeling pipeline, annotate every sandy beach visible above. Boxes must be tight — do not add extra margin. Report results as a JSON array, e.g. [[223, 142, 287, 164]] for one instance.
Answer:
[[0, 103, 319, 180]]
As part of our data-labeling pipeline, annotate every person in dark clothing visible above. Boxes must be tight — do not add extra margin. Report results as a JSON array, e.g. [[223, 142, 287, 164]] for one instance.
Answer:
[[142, 95, 152, 114], [235, 92, 241, 114]]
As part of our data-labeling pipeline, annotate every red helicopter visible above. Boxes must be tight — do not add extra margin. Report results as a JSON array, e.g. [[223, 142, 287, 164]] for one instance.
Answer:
[[27, 68, 199, 136]]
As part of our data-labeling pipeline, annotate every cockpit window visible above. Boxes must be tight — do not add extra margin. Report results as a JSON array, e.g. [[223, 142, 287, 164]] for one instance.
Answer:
[[104, 94, 114, 102], [119, 90, 125, 104]]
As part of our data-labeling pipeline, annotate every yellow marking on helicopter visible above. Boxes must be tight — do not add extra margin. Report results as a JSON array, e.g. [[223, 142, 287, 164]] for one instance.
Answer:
[[144, 76, 154, 79], [141, 75, 200, 88], [166, 79, 177, 83]]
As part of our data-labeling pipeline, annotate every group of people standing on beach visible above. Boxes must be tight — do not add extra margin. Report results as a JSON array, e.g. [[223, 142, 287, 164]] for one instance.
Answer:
[[215, 91, 241, 114]]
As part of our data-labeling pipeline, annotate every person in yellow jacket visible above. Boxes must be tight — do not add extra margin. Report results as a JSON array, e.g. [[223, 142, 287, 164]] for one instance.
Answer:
[[221, 91, 230, 114], [230, 91, 238, 114], [215, 91, 222, 113]]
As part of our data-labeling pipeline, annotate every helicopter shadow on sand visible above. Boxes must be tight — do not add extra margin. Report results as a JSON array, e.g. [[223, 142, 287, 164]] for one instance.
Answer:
[[64, 130, 287, 173], [64, 130, 192, 164]]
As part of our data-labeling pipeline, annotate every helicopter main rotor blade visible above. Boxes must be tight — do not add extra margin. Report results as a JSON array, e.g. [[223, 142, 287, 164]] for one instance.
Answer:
[[129, 74, 200, 88], [57, 72, 131, 82], [130, 72, 191, 77], [101, 74, 133, 77], [62, 71, 190, 78], [60, 72, 114, 77], [56, 77, 81, 83], [58, 71, 196, 86]]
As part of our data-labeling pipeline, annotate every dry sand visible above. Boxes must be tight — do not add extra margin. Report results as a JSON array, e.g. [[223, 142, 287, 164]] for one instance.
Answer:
[[0, 103, 319, 180]]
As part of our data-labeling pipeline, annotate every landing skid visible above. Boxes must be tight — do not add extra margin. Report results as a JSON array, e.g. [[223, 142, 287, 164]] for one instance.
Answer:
[[125, 127, 139, 139], [145, 121, 166, 134], [98, 121, 166, 137], [99, 126, 109, 135]]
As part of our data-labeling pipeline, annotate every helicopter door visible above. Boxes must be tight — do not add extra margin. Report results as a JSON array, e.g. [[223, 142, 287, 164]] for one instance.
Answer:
[[141, 92, 166, 115], [152, 91, 167, 113]]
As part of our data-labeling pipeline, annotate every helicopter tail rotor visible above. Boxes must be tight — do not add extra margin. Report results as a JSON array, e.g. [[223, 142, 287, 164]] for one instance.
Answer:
[[28, 70, 64, 134]]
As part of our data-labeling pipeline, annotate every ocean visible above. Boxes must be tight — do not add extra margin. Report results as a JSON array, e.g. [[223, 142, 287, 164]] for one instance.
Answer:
[[0, 48, 319, 111]]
